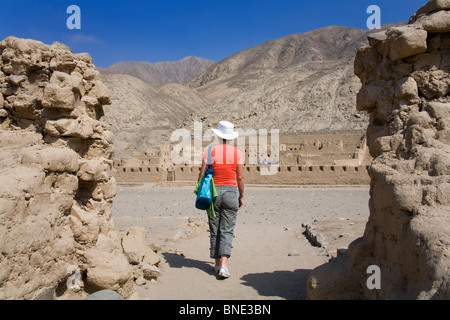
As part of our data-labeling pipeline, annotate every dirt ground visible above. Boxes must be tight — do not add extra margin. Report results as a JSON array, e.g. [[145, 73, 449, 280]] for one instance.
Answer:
[[112, 184, 370, 300]]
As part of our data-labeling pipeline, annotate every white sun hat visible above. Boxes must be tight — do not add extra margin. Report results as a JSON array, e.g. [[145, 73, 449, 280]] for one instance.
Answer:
[[212, 121, 239, 140]]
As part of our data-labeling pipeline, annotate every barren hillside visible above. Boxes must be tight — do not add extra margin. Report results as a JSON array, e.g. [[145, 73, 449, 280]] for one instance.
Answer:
[[184, 26, 388, 133], [101, 73, 211, 157], [101, 56, 215, 86], [103, 25, 403, 156], [187, 26, 369, 99]]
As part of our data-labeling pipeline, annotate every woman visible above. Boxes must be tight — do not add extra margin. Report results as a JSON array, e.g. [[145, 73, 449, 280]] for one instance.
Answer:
[[198, 121, 244, 279]]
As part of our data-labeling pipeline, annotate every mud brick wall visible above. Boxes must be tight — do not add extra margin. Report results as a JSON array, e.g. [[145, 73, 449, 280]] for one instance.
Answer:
[[307, 0, 450, 300], [0, 37, 133, 299]]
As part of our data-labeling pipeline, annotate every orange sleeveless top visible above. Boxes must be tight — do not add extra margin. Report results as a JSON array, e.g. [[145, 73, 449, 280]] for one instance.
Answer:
[[203, 144, 243, 186]]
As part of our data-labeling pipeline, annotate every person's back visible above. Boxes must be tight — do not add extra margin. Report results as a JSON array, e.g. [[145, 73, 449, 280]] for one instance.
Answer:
[[203, 143, 243, 186], [198, 121, 244, 279]]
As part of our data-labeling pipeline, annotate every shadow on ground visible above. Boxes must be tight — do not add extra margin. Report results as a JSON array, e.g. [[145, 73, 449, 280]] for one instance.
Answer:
[[162, 252, 214, 275], [162, 252, 311, 299], [240, 269, 311, 300]]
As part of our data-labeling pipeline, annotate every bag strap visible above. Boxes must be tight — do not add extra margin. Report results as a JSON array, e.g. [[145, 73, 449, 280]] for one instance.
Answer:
[[207, 146, 213, 169]]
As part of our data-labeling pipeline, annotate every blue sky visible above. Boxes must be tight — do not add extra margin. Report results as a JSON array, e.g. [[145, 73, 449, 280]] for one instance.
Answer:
[[0, 0, 426, 68]]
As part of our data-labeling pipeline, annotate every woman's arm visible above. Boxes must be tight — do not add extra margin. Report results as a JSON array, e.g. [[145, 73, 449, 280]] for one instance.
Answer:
[[236, 164, 244, 209], [198, 159, 207, 183]]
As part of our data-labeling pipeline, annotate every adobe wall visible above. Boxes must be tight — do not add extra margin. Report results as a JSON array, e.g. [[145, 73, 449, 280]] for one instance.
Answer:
[[114, 165, 167, 183], [113, 132, 371, 185], [307, 0, 450, 300], [280, 132, 369, 166], [114, 164, 370, 185], [0, 37, 134, 299]]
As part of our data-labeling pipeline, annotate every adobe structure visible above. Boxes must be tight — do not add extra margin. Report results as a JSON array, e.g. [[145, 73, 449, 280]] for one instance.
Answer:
[[0, 37, 159, 300], [307, 0, 450, 299], [113, 131, 372, 185]]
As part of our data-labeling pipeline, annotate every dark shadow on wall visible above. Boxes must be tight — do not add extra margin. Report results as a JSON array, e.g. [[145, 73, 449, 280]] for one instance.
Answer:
[[240, 269, 312, 300]]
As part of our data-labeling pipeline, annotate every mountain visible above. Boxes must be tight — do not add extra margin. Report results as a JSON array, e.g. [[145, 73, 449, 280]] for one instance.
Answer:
[[101, 56, 215, 86], [187, 26, 368, 97], [102, 25, 403, 156], [101, 73, 211, 157], [183, 26, 383, 133]]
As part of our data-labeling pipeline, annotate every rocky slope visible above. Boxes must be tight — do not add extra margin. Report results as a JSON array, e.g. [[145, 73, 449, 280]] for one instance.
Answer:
[[189, 59, 364, 133], [102, 25, 407, 156], [101, 73, 211, 157], [184, 26, 403, 134], [101, 56, 215, 86], [187, 26, 370, 100]]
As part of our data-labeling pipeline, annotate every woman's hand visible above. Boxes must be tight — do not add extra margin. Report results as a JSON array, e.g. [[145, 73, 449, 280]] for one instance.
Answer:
[[236, 164, 244, 209]]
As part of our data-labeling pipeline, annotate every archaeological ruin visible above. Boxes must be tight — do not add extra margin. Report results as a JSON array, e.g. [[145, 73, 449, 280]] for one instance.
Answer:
[[113, 131, 372, 185], [0, 0, 448, 301], [307, 0, 450, 299], [0, 37, 161, 299]]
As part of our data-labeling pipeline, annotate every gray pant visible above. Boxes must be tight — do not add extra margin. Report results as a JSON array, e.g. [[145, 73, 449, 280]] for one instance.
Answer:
[[209, 186, 239, 259]]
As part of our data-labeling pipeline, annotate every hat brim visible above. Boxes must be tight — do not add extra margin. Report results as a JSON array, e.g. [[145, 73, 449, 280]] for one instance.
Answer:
[[212, 128, 239, 140]]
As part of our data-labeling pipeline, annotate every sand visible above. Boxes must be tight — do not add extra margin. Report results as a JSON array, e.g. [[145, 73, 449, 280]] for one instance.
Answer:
[[112, 184, 370, 300]]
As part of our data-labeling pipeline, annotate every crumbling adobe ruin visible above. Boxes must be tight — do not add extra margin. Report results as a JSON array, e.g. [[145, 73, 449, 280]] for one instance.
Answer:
[[0, 37, 161, 299], [113, 132, 372, 185], [307, 0, 450, 299]]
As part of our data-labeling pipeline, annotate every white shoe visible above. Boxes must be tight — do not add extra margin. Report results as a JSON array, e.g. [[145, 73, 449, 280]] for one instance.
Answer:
[[218, 267, 230, 278]]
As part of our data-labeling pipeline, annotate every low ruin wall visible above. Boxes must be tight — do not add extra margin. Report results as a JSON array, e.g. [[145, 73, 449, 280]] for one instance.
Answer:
[[113, 164, 370, 185]]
